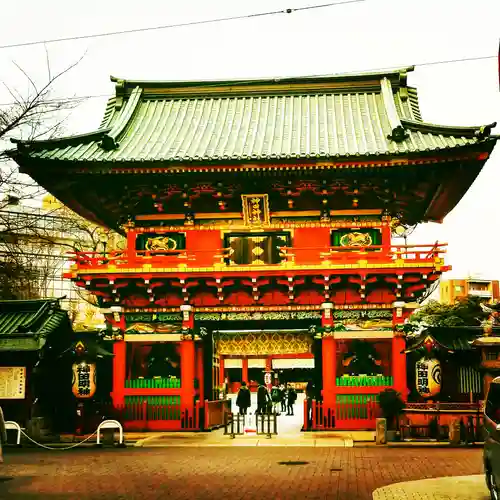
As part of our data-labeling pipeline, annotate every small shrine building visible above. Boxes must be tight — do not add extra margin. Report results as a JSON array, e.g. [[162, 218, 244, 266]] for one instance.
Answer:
[[9, 66, 498, 430]]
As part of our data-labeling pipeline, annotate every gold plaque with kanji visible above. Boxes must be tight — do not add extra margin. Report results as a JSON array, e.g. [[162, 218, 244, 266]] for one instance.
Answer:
[[241, 194, 270, 226]]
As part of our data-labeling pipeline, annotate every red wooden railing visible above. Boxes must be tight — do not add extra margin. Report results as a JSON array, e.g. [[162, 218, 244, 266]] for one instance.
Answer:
[[204, 399, 232, 430], [99, 400, 203, 431], [400, 402, 484, 441], [303, 399, 380, 431], [67, 243, 447, 272]]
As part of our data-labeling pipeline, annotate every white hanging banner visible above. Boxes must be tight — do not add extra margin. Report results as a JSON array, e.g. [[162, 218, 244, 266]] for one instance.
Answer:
[[248, 358, 266, 368], [224, 359, 243, 369], [272, 358, 315, 369]]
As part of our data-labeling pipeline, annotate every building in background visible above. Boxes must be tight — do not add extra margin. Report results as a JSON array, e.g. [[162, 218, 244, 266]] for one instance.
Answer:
[[440, 278, 499, 304], [0, 194, 123, 329]]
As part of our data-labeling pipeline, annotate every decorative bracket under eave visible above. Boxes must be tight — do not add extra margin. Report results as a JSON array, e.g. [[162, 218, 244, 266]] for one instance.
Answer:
[[380, 77, 408, 143]]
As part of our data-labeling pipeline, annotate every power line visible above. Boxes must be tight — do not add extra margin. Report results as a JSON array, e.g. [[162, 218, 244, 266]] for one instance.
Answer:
[[0, 53, 495, 108], [0, 0, 365, 50]]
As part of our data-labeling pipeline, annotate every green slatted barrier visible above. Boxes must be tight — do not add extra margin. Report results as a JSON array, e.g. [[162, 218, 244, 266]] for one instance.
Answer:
[[335, 375, 393, 387], [124, 378, 181, 389]]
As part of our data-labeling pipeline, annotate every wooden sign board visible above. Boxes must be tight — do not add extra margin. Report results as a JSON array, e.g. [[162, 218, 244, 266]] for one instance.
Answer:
[[0, 367, 26, 399]]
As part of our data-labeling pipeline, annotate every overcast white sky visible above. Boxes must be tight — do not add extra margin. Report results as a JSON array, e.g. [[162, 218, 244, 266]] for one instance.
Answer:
[[1, 0, 499, 280]]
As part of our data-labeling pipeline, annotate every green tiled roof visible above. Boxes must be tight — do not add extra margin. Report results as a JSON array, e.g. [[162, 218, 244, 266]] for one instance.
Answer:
[[10, 67, 497, 164], [0, 299, 71, 351]]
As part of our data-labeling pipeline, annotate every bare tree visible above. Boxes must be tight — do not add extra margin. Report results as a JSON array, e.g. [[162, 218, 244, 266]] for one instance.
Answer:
[[0, 51, 113, 303], [1, 51, 84, 205]]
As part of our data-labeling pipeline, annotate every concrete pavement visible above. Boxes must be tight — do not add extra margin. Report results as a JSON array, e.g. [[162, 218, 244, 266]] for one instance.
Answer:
[[373, 475, 489, 499], [134, 428, 358, 447]]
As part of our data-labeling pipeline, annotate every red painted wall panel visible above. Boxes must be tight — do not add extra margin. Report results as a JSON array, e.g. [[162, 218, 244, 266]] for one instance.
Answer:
[[186, 230, 222, 266], [293, 227, 330, 265]]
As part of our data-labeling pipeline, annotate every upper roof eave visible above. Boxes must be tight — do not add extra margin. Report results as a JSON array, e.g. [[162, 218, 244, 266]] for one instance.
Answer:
[[109, 66, 415, 91], [9, 129, 109, 149], [402, 119, 498, 139]]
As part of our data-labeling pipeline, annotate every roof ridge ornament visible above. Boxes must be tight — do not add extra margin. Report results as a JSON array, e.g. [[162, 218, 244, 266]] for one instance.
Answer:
[[113, 78, 126, 110], [380, 77, 408, 143], [475, 123, 497, 139], [100, 86, 143, 151]]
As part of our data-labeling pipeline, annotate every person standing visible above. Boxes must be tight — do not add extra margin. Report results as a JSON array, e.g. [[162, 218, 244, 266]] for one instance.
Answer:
[[286, 385, 298, 416], [256, 382, 270, 415], [0, 405, 7, 463], [236, 381, 251, 415], [279, 384, 287, 413], [271, 385, 281, 415]]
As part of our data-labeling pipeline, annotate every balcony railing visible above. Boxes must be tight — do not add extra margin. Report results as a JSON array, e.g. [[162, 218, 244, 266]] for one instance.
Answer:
[[67, 242, 446, 273]]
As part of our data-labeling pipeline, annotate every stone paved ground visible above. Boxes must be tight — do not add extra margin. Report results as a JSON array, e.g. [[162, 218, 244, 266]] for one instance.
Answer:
[[0, 447, 485, 499]]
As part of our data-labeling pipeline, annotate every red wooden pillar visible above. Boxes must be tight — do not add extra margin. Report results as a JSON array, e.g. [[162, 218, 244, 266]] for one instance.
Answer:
[[180, 305, 195, 411], [381, 215, 392, 255], [242, 357, 249, 384], [321, 303, 336, 409], [265, 357, 272, 372], [110, 310, 126, 407], [196, 343, 204, 404], [112, 341, 126, 406], [180, 339, 196, 410], [392, 301, 409, 401], [125, 224, 137, 266], [219, 357, 225, 390]]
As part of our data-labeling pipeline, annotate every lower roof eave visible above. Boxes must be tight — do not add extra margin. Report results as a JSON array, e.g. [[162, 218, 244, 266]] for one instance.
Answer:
[[71, 264, 444, 279]]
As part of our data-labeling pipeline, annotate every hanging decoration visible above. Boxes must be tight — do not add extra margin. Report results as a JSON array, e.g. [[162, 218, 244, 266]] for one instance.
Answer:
[[72, 361, 97, 398], [415, 357, 441, 398], [74, 340, 87, 356]]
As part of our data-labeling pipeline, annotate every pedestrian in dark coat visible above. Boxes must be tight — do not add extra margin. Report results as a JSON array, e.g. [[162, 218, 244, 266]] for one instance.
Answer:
[[271, 385, 282, 415], [256, 383, 270, 415], [279, 384, 287, 413], [236, 381, 251, 415], [286, 385, 298, 416]]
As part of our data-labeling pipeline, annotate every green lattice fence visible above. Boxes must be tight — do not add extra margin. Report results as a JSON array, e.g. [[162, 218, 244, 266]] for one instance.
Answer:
[[336, 375, 393, 387], [125, 378, 181, 389]]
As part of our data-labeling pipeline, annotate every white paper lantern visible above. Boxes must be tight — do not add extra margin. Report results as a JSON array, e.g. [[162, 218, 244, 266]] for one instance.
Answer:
[[72, 361, 97, 399], [415, 358, 441, 398]]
